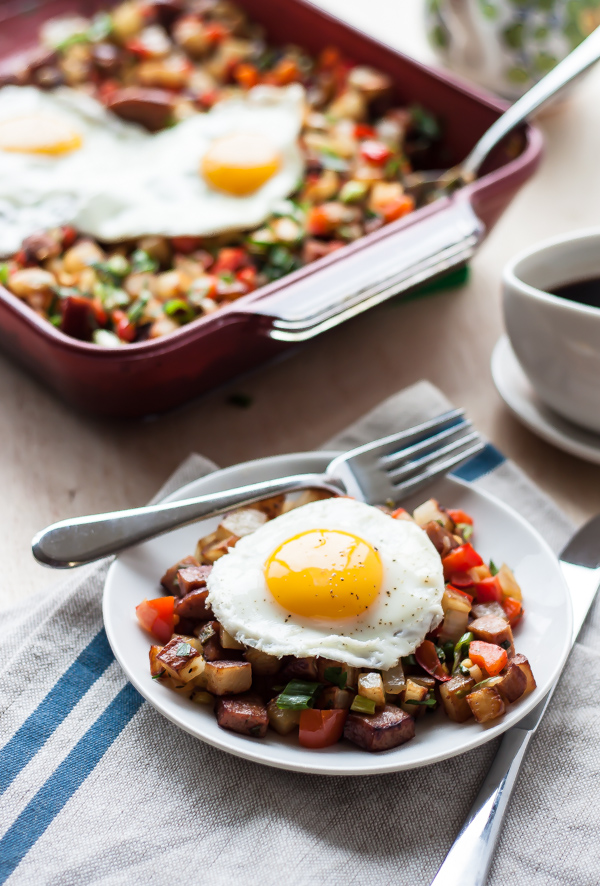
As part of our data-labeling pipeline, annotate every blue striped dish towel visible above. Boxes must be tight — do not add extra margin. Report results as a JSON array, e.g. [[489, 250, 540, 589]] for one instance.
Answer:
[[1, 380, 598, 886]]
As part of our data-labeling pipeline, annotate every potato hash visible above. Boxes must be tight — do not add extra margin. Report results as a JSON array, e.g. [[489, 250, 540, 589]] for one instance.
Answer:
[[136, 492, 535, 752]]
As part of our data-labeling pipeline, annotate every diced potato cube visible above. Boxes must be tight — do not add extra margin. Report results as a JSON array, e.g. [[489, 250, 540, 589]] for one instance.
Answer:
[[382, 662, 406, 695], [217, 625, 244, 650], [489, 662, 527, 703], [267, 700, 301, 735], [512, 654, 537, 695], [413, 498, 453, 530], [282, 488, 334, 513], [157, 637, 203, 682], [439, 674, 475, 722], [466, 686, 506, 723], [250, 495, 286, 520], [410, 675, 436, 691], [204, 660, 252, 696], [149, 645, 164, 678], [172, 634, 203, 652], [400, 678, 428, 715], [244, 647, 281, 676], [217, 508, 267, 540], [358, 672, 385, 707], [471, 602, 508, 621], [200, 534, 239, 563], [497, 564, 522, 602]]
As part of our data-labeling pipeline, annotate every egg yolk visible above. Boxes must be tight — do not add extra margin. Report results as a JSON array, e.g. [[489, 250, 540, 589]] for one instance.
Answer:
[[265, 529, 382, 620], [201, 133, 281, 196], [0, 114, 82, 155]]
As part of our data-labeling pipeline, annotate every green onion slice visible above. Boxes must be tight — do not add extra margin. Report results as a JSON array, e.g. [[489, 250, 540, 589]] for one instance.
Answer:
[[350, 695, 376, 715], [324, 667, 348, 689], [452, 631, 474, 674], [276, 680, 321, 710]]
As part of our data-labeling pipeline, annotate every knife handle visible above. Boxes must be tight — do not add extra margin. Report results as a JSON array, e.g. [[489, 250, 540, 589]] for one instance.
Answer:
[[430, 727, 532, 886]]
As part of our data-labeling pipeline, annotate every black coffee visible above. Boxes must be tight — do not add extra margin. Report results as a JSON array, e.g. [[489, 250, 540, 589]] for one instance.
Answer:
[[551, 277, 600, 309]]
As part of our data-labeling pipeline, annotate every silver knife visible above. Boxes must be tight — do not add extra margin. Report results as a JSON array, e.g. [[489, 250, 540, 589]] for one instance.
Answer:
[[430, 514, 600, 886]]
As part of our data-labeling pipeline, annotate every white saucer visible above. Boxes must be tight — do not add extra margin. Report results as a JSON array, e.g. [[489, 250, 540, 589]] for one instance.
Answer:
[[491, 335, 600, 465]]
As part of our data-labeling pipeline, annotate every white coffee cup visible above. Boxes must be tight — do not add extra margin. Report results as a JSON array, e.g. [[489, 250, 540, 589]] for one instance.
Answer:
[[503, 229, 600, 434]]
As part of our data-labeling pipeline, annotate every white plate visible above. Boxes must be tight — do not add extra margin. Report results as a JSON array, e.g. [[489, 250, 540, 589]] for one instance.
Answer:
[[492, 335, 600, 465], [103, 450, 572, 776]]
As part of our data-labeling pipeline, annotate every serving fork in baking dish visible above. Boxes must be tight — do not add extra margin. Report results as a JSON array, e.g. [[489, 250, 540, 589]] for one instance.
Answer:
[[32, 408, 483, 568]]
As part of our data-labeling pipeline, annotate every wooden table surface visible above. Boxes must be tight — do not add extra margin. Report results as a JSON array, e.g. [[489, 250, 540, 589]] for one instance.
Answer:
[[2, 1, 600, 608]]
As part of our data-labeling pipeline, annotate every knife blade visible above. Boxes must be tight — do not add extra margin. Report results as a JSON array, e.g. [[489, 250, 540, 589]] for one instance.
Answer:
[[431, 513, 600, 886]]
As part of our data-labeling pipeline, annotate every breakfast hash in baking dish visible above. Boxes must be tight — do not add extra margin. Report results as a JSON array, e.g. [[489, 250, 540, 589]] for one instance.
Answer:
[[0, 0, 442, 346]]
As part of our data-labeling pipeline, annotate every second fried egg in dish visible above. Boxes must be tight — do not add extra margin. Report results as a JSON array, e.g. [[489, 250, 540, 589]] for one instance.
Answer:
[[206, 497, 445, 670], [0, 84, 305, 255]]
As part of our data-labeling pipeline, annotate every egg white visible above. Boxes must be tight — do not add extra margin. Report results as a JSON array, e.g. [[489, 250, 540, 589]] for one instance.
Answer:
[[0, 84, 305, 256], [206, 498, 445, 670]]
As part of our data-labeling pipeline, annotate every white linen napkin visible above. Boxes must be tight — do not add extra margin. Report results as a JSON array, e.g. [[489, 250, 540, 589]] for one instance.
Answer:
[[0, 380, 597, 886]]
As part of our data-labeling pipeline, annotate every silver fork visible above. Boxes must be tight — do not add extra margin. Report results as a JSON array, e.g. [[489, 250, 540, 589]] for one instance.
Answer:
[[32, 409, 483, 568]]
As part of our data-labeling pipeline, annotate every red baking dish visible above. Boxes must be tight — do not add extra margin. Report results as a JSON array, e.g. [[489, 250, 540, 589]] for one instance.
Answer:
[[0, 0, 542, 418]]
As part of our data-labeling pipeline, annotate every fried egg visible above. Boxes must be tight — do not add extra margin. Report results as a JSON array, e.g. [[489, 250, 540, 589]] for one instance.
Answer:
[[206, 498, 445, 670], [0, 84, 304, 256]]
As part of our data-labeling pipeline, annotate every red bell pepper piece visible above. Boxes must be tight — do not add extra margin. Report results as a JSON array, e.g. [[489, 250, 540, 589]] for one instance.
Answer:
[[503, 597, 524, 627], [61, 226, 78, 249], [359, 140, 393, 165], [442, 543, 484, 577], [354, 124, 377, 140], [112, 309, 137, 343], [391, 507, 409, 519], [447, 509, 473, 526], [415, 639, 451, 682], [298, 709, 347, 748], [236, 266, 257, 291], [469, 641, 507, 677], [136, 596, 176, 644], [474, 576, 503, 604], [213, 247, 247, 273]]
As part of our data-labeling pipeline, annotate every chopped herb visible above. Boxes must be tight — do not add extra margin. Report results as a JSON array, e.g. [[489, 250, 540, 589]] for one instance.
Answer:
[[249, 724, 263, 736], [500, 640, 512, 651], [53, 285, 82, 300], [324, 666, 348, 689], [218, 271, 235, 284], [350, 695, 376, 715], [339, 180, 368, 204], [94, 282, 130, 310], [128, 292, 150, 324], [130, 249, 159, 274], [175, 642, 195, 657], [0, 262, 9, 285], [151, 670, 166, 680], [489, 560, 499, 576], [409, 104, 441, 141], [384, 157, 402, 177], [227, 392, 253, 408], [452, 631, 474, 674], [92, 254, 130, 282], [276, 679, 321, 710], [404, 696, 437, 707], [457, 522, 474, 541], [402, 654, 417, 667], [49, 314, 62, 327]]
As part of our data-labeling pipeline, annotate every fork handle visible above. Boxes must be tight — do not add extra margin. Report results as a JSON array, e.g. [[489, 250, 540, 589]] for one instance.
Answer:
[[31, 472, 339, 568], [430, 727, 532, 886]]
